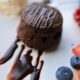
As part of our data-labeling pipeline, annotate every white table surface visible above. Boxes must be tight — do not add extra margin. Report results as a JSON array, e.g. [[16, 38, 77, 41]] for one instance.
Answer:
[[0, 1, 80, 80]]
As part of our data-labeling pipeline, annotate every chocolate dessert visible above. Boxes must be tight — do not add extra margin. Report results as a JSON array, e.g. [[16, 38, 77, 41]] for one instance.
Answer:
[[0, 2, 63, 80], [17, 3, 63, 50]]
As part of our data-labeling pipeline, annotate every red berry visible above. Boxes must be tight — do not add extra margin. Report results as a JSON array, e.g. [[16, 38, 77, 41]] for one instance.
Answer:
[[76, 9, 80, 15], [74, 13, 80, 21], [72, 45, 80, 56], [74, 8, 80, 25]]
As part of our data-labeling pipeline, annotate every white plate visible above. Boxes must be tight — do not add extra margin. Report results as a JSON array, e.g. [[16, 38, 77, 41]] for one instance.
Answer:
[[0, 1, 79, 80]]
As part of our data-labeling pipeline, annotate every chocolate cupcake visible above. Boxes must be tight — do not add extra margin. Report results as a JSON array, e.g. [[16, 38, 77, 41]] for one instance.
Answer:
[[17, 3, 63, 50]]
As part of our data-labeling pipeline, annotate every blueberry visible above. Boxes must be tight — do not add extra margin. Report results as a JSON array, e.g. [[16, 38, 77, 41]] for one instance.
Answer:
[[56, 66, 73, 80], [70, 56, 80, 70]]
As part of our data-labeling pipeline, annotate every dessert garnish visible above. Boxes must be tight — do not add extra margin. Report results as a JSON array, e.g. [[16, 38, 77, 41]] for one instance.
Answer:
[[72, 45, 80, 56], [70, 56, 80, 70], [56, 66, 73, 80], [74, 0, 80, 26]]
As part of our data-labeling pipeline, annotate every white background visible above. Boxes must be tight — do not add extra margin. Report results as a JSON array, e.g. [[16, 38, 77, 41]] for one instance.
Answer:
[[0, 0, 80, 80]]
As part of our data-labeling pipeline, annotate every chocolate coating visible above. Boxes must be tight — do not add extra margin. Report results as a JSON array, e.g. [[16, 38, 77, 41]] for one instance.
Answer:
[[17, 3, 63, 50]]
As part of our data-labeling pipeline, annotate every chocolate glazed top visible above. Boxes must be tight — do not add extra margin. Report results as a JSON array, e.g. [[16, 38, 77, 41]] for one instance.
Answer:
[[21, 3, 63, 31]]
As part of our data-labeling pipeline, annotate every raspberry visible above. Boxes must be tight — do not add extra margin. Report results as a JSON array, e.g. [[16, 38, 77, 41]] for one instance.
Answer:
[[74, 9, 80, 26], [72, 45, 80, 56]]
